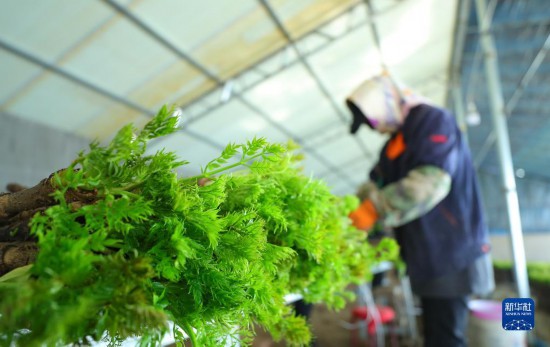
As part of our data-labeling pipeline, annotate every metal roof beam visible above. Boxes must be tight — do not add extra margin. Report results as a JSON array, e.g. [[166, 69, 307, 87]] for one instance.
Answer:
[[0, 39, 151, 115], [104, 0, 357, 186], [474, 31, 550, 167], [0, 39, 226, 151], [362, 0, 387, 71], [239, 98, 358, 187], [183, 17, 367, 125], [466, 15, 550, 35], [180, 2, 369, 119], [257, 0, 374, 165], [180, 2, 400, 128], [101, 0, 221, 83], [462, 37, 550, 58], [464, 0, 497, 102], [258, 0, 348, 124]]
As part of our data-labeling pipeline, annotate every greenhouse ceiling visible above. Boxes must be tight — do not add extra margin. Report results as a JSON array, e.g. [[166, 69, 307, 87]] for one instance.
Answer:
[[2, 0, 547, 196]]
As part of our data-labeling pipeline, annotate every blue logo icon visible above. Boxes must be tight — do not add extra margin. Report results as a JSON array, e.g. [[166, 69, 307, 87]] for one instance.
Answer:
[[502, 298, 535, 331]]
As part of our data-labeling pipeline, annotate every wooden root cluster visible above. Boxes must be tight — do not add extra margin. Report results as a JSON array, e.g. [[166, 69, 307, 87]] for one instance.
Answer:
[[0, 171, 96, 276]]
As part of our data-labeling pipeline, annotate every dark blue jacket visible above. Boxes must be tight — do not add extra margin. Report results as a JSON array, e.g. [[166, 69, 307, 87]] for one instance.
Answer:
[[370, 104, 490, 281]]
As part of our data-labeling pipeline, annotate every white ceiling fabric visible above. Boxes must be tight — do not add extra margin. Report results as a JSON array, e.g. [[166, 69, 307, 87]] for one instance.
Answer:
[[0, 0, 457, 196]]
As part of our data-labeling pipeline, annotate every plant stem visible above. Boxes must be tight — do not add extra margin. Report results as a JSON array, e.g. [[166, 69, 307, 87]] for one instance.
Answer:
[[182, 321, 199, 347], [184, 152, 269, 183], [100, 183, 143, 198], [113, 181, 144, 194]]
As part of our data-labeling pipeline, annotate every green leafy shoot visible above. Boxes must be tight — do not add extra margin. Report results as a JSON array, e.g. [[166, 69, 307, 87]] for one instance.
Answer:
[[0, 106, 399, 347]]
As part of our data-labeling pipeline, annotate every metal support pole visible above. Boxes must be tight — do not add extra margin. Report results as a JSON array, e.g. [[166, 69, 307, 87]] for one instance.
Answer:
[[452, 80, 468, 139], [474, 0, 530, 298], [447, 0, 471, 141]]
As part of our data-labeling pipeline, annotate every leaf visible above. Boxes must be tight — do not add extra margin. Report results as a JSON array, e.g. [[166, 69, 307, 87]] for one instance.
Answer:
[[0, 265, 33, 283]]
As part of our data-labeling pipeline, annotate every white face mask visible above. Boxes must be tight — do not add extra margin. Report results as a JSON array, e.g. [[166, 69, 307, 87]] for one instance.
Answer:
[[347, 75, 425, 134]]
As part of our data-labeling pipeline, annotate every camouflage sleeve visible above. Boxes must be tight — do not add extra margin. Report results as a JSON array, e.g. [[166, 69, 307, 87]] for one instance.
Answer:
[[368, 165, 451, 227], [356, 181, 377, 201]]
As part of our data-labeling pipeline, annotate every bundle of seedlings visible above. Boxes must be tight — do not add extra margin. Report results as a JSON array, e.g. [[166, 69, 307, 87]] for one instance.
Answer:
[[0, 106, 398, 347]]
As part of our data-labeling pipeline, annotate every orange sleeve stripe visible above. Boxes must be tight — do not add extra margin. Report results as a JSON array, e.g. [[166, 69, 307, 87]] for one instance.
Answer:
[[386, 132, 406, 160]]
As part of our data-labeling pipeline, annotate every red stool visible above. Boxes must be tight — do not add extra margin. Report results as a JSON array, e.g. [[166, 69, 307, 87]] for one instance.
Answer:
[[350, 305, 397, 347]]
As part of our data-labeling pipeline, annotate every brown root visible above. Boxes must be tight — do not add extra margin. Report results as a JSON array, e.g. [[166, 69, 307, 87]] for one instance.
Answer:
[[0, 170, 97, 223], [0, 175, 58, 220], [0, 242, 38, 276], [6, 183, 28, 193]]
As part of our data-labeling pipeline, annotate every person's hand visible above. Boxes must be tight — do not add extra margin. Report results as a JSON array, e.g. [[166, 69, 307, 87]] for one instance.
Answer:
[[349, 199, 378, 230]]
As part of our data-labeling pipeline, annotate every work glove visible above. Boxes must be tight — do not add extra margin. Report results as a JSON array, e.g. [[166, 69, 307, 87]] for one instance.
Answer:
[[349, 181, 380, 230], [349, 199, 378, 230]]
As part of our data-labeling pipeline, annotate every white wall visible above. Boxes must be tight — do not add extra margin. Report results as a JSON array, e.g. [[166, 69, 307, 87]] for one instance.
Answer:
[[0, 112, 89, 192]]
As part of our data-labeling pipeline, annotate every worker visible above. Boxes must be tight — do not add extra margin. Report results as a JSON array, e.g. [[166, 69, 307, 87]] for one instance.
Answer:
[[346, 74, 494, 347]]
